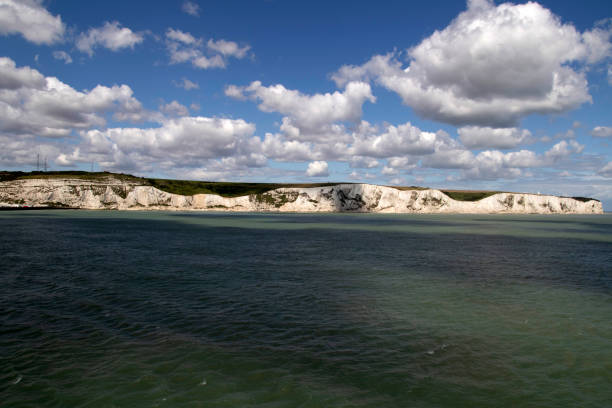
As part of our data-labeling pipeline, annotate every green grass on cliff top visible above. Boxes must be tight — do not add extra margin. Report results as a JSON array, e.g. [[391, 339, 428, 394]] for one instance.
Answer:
[[146, 178, 340, 198], [0, 171, 599, 202]]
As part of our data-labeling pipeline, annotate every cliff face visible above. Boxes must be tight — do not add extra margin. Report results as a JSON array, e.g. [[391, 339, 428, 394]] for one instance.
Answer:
[[0, 177, 603, 214]]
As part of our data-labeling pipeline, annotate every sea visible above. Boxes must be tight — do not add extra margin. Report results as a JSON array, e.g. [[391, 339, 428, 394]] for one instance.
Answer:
[[1, 210, 611, 408]]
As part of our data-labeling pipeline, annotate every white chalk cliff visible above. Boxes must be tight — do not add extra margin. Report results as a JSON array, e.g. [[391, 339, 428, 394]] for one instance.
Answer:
[[0, 176, 603, 214]]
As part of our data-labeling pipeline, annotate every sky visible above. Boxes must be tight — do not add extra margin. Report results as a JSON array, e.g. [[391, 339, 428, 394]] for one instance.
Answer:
[[1, 0, 612, 208]]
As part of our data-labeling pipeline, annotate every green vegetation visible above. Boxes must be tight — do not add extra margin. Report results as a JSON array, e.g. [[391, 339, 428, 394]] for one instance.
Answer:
[[440, 190, 500, 201], [0, 171, 144, 183], [1, 170, 343, 198], [1, 171, 600, 202], [147, 178, 339, 198], [390, 185, 429, 191], [568, 196, 600, 203]]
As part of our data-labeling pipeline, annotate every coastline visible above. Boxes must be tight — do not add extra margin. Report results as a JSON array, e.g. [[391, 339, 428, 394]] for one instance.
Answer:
[[0, 176, 603, 214]]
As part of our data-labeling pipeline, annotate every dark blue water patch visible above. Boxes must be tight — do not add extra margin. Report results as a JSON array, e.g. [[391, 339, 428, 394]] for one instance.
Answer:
[[1, 213, 610, 355], [2, 212, 612, 407]]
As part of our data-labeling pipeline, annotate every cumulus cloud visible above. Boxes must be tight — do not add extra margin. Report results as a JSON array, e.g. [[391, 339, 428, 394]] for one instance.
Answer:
[[591, 126, 612, 138], [599, 162, 612, 177], [224, 84, 246, 100], [381, 166, 398, 176], [166, 28, 200, 46], [582, 19, 612, 64], [544, 140, 584, 160], [350, 121, 439, 157], [182, 1, 200, 17], [173, 77, 199, 90], [458, 126, 531, 149], [77, 21, 144, 56], [62, 116, 258, 171], [52, 50, 72, 64], [349, 156, 379, 169], [388, 156, 419, 170], [460, 140, 585, 180], [0, 57, 45, 89], [207, 39, 250, 59], [192, 55, 225, 69], [0, 133, 63, 168], [0, 57, 144, 138], [0, 0, 65, 44], [260, 133, 317, 162], [554, 129, 576, 140], [333, 0, 608, 127], [160, 100, 189, 117], [226, 81, 375, 142], [165, 28, 250, 70], [306, 161, 329, 177]]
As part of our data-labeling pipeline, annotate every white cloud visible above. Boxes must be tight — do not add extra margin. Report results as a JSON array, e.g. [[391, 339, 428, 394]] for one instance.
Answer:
[[77, 21, 144, 56], [0, 57, 45, 89], [332, 54, 399, 88], [458, 126, 531, 149], [349, 156, 379, 169], [422, 148, 474, 170], [260, 133, 317, 162], [464, 150, 525, 180], [381, 166, 398, 175], [166, 28, 200, 45], [0, 0, 65, 45], [224, 84, 246, 100], [182, 1, 200, 17], [207, 39, 250, 59], [544, 140, 584, 160], [459, 139, 585, 180], [591, 126, 612, 138], [193, 55, 225, 69], [160, 101, 189, 117], [388, 156, 418, 170], [0, 133, 62, 168], [333, 0, 606, 127], [226, 81, 375, 142], [599, 162, 612, 178], [582, 20, 612, 64], [554, 129, 576, 139], [52, 50, 72, 64], [67, 116, 257, 170], [306, 161, 329, 177], [165, 28, 248, 70], [173, 78, 199, 90], [608, 65, 612, 86], [0, 57, 144, 138], [350, 121, 439, 157]]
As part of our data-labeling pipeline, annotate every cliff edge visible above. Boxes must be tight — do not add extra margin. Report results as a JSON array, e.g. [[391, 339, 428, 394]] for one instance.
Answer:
[[0, 174, 603, 214]]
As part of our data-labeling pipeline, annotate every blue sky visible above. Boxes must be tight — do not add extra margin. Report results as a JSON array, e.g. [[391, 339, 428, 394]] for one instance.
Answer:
[[1, 0, 612, 208]]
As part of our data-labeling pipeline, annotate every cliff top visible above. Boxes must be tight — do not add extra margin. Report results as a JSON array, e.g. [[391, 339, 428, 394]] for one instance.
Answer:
[[0, 170, 600, 202]]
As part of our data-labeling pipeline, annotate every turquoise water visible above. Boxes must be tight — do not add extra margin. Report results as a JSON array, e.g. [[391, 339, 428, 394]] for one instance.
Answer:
[[1, 211, 611, 407]]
